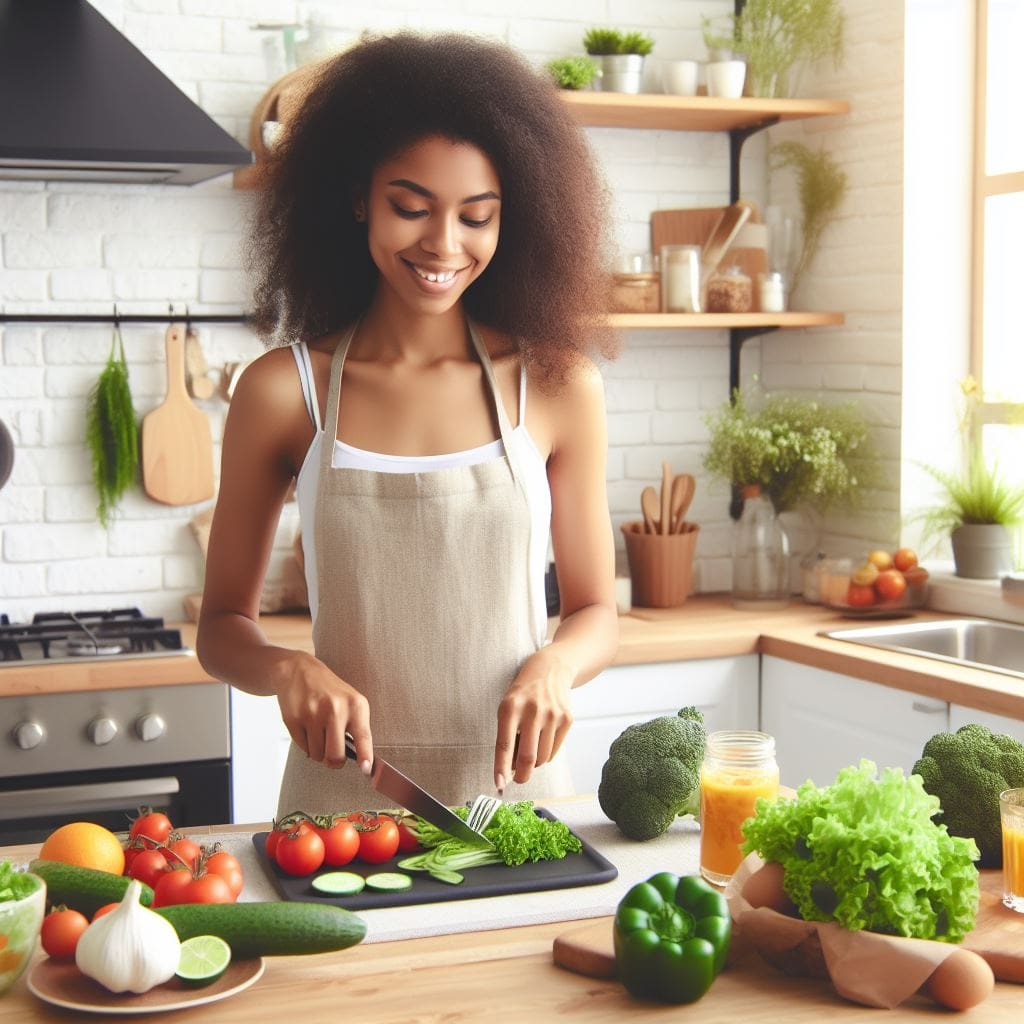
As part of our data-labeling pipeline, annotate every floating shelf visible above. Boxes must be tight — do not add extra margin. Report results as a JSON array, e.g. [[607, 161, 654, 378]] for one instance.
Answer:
[[607, 311, 845, 329]]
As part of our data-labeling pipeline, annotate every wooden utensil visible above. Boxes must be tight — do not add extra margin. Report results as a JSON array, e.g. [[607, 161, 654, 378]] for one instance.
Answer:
[[660, 461, 671, 536], [141, 324, 215, 506], [670, 474, 696, 534], [640, 486, 660, 535]]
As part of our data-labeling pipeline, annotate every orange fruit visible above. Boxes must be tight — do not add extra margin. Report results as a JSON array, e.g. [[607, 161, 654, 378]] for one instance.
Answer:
[[39, 822, 125, 876], [893, 547, 919, 572], [866, 549, 894, 571]]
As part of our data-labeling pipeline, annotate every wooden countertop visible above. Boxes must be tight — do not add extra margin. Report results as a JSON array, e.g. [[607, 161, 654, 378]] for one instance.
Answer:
[[3, 595, 1023, 720]]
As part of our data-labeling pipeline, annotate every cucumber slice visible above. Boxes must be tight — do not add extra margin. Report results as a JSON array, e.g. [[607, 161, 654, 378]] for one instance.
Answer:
[[365, 872, 413, 892], [312, 871, 366, 896]]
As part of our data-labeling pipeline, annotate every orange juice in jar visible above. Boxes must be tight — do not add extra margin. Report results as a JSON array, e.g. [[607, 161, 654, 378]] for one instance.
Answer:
[[700, 731, 779, 887]]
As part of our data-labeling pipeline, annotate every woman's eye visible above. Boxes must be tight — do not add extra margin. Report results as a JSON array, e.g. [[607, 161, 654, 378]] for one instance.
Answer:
[[461, 216, 493, 228], [392, 204, 427, 219]]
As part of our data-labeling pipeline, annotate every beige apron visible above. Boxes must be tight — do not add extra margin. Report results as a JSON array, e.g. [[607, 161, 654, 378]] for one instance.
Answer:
[[276, 320, 573, 817]]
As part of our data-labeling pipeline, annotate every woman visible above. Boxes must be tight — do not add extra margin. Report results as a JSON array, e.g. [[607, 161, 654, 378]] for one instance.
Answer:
[[197, 31, 619, 817]]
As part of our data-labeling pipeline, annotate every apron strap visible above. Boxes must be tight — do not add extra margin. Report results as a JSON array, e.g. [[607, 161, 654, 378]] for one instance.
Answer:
[[319, 322, 359, 477]]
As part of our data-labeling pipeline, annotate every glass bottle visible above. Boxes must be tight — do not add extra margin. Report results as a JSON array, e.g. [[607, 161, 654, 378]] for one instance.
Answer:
[[731, 484, 790, 609], [699, 730, 779, 887]]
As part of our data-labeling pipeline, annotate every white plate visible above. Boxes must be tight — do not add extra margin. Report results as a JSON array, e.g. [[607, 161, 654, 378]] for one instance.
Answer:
[[27, 956, 264, 1015]]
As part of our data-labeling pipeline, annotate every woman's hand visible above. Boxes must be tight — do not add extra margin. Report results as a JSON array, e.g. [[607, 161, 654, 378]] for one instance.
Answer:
[[271, 650, 374, 773], [494, 646, 575, 790]]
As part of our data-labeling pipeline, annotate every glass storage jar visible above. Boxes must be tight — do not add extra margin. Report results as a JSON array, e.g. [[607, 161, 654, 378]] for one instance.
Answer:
[[706, 265, 752, 313], [731, 484, 790, 609]]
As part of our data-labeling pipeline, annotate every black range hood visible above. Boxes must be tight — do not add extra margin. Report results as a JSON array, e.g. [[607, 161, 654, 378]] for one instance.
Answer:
[[0, 0, 252, 185]]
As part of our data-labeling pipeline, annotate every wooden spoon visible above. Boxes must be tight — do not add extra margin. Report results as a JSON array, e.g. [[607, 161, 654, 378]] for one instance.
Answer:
[[640, 486, 660, 535], [670, 474, 696, 534], [660, 461, 672, 536]]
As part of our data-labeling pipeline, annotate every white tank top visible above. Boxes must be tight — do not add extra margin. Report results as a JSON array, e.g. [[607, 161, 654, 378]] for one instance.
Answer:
[[289, 341, 552, 629]]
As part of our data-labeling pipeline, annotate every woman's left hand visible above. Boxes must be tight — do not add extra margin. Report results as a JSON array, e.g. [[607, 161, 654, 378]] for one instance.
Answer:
[[494, 646, 575, 789]]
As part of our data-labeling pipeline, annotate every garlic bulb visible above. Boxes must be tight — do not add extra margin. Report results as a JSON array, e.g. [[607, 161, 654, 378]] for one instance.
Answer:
[[75, 879, 181, 994]]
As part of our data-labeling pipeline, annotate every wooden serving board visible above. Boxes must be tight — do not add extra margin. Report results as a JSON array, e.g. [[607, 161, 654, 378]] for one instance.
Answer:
[[253, 808, 617, 912], [552, 871, 1024, 983]]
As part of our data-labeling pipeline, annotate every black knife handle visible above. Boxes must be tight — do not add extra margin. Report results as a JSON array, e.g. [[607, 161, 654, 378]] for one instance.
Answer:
[[344, 732, 358, 762]]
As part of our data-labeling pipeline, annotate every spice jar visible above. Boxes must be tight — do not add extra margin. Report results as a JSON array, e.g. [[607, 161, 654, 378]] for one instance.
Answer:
[[705, 265, 752, 313], [660, 244, 702, 312], [699, 730, 779, 887]]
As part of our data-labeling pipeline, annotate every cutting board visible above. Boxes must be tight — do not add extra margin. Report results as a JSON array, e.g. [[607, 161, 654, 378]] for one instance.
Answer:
[[252, 808, 617, 912], [551, 870, 1024, 983], [141, 324, 215, 506]]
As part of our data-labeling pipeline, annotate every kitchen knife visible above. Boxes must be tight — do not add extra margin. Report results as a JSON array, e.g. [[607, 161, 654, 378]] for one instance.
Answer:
[[344, 736, 493, 848]]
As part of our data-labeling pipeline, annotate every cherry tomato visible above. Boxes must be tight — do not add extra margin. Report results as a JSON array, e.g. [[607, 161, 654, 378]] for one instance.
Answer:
[[92, 903, 119, 921], [181, 872, 234, 905], [392, 816, 421, 853], [356, 815, 400, 864], [205, 850, 244, 898], [164, 836, 201, 871], [875, 568, 908, 602], [314, 818, 360, 867], [152, 867, 194, 908], [128, 809, 172, 849], [129, 848, 170, 888], [122, 842, 143, 876], [893, 547, 919, 573], [40, 908, 89, 960], [274, 828, 326, 876], [265, 821, 310, 859]]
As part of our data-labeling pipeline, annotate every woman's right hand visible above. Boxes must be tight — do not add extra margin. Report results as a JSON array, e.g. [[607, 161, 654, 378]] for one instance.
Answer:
[[271, 650, 374, 772]]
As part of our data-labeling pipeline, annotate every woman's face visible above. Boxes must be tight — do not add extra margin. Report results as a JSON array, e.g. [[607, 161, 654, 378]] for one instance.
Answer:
[[363, 135, 501, 316]]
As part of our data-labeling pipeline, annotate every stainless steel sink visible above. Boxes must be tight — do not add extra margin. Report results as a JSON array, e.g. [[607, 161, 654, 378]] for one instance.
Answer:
[[820, 618, 1024, 681]]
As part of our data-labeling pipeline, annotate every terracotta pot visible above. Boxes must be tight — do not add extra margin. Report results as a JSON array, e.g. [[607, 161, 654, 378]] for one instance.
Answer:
[[951, 523, 1014, 579], [622, 520, 699, 608]]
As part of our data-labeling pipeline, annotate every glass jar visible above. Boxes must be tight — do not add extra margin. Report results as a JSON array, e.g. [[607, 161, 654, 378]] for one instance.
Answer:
[[660, 244, 702, 312], [731, 484, 790, 609], [706, 265, 752, 313], [699, 730, 779, 887]]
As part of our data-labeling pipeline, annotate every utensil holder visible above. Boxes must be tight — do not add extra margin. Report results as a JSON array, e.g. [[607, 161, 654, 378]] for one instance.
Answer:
[[622, 520, 699, 608]]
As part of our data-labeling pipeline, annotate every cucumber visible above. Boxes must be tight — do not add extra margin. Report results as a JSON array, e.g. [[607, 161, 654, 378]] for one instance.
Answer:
[[365, 872, 412, 892], [312, 871, 365, 896], [29, 859, 154, 917], [155, 901, 367, 957]]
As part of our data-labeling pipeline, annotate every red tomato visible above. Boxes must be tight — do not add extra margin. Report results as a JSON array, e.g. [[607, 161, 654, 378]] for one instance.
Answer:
[[129, 848, 170, 888], [356, 815, 400, 864], [40, 908, 89, 960], [314, 818, 360, 867], [265, 821, 311, 860], [164, 837, 201, 871], [181, 872, 235, 905], [92, 903, 118, 921], [122, 842, 143, 876], [846, 582, 877, 607], [274, 828, 325, 876], [152, 867, 194, 908], [128, 810, 172, 849], [875, 568, 908, 602], [893, 547, 919, 573], [393, 817, 421, 853], [205, 850, 244, 898]]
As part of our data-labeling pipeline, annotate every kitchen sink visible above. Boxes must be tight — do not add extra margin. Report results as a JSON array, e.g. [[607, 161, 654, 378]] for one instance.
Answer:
[[820, 618, 1024, 681]]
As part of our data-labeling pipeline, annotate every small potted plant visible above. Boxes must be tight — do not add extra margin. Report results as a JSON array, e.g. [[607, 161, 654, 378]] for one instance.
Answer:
[[545, 56, 600, 91], [583, 27, 654, 94]]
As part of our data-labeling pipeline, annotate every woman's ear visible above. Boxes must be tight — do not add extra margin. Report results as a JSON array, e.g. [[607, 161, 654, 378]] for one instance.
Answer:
[[353, 202, 366, 223]]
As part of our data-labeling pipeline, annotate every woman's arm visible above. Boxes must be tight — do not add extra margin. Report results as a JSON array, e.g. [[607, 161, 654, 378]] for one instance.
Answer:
[[494, 360, 618, 789], [196, 349, 373, 771]]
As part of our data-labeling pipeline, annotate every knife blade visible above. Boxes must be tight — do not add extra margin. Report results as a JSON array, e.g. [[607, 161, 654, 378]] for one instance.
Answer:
[[344, 735, 493, 848]]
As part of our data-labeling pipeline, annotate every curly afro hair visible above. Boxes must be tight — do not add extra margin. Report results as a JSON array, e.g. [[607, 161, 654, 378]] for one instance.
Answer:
[[247, 31, 617, 387]]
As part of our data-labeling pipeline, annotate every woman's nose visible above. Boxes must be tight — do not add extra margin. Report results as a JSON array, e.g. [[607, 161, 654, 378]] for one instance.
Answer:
[[421, 213, 461, 256]]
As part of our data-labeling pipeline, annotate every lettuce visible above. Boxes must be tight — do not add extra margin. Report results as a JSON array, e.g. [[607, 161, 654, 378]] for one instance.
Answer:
[[740, 760, 980, 942], [0, 861, 38, 902]]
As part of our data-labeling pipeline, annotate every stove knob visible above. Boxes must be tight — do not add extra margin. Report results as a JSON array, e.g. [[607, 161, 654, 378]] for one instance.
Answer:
[[13, 720, 46, 750], [87, 716, 119, 746], [135, 713, 166, 742]]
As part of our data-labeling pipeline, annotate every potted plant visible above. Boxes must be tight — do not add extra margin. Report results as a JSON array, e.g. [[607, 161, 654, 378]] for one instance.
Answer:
[[702, 0, 844, 98], [583, 27, 654, 94], [545, 56, 600, 91]]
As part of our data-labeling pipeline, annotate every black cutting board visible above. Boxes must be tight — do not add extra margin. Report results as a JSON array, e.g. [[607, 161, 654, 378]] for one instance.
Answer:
[[251, 807, 617, 911]]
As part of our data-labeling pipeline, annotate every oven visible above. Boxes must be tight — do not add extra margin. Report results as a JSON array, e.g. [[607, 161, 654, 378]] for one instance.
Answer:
[[0, 609, 231, 845]]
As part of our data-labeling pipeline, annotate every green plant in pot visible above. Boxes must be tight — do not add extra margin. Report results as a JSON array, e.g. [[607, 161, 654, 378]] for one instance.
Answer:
[[583, 27, 654, 94], [545, 56, 600, 91]]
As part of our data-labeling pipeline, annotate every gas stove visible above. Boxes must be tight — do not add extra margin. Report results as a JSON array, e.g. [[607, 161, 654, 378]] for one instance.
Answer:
[[0, 607, 191, 666]]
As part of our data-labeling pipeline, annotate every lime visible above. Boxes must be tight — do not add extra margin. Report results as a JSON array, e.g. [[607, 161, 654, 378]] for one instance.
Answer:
[[176, 934, 232, 987], [311, 871, 365, 896]]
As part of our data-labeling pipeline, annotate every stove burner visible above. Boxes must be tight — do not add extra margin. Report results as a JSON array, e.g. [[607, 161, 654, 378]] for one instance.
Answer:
[[66, 637, 127, 657]]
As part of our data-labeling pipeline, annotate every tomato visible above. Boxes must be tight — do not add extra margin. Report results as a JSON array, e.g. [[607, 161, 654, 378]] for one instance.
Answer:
[[205, 850, 244, 898], [393, 817, 421, 854], [274, 829, 326, 876], [129, 848, 170, 888], [164, 836, 201, 871], [875, 568, 908, 602], [92, 903, 119, 921], [356, 815, 400, 864], [893, 547, 919, 573], [122, 841, 143, 876], [128, 809, 172, 849], [181, 872, 235, 905], [904, 565, 930, 596], [40, 908, 89, 960], [846, 582, 877, 607], [152, 867, 194, 908], [314, 818, 360, 867]]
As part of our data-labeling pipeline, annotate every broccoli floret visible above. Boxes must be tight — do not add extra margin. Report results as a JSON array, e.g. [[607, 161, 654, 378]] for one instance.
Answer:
[[913, 723, 1024, 867], [597, 707, 706, 841]]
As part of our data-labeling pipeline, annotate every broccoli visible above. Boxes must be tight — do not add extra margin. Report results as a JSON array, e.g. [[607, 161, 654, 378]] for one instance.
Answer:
[[598, 707, 706, 841], [913, 722, 1024, 867]]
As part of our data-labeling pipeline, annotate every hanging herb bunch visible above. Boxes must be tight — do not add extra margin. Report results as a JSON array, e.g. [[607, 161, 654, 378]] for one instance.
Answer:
[[86, 326, 139, 527]]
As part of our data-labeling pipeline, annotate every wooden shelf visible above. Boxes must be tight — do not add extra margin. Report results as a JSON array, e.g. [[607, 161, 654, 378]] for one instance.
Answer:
[[560, 91, 849, 132], [607, 311, 845, 329]]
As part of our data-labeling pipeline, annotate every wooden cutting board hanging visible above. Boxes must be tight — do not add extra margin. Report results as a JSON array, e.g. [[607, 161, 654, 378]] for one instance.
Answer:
[[141, 323, 214, 506]]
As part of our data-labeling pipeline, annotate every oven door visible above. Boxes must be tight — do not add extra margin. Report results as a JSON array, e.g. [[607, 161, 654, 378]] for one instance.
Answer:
[[0, 760, 232, 845]]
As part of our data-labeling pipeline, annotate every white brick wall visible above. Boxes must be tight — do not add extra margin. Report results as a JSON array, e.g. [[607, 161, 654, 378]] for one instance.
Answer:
[[0, 0, 903, 621]]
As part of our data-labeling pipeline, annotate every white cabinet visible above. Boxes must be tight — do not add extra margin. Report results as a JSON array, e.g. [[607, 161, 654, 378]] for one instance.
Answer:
[[230, 689, 292, 824], [760, 656, 948, 789], [565, 655, 759, 796], [950, 704, 1024, 742]]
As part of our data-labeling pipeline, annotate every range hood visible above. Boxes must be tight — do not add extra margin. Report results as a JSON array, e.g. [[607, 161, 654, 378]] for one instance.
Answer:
[[0, 0, 252, 185]]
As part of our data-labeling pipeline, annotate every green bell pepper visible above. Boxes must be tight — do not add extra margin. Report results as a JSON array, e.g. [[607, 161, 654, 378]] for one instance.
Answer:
[[613, 871, 731, 1004]]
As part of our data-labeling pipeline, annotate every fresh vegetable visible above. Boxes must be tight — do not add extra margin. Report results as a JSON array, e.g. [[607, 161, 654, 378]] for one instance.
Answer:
[[598, 707, 707, 841], [392, 815, 421, 853], [40, 907, 90, 960], [152, 869, 194, 908], [741, 760, 980, 942], [364, 872, 412, 892], [75, 879, 181, 994], [92, 903, 119, 921], [204, 850, 244, 898], [312, 872, 366, 896], [275, 828, 326, 876], [0, 861, 38, 902], [164, 836, 201, 871], [313, 817, 360, 867], [128, 809, 173, 850], [30, 859, 155, 918], [913, 722, 1024, 867], [613, 872, 731, 1004], [155, 900, 367, 957], [129, 849, 170, 889], [350, 813, 400, 864]]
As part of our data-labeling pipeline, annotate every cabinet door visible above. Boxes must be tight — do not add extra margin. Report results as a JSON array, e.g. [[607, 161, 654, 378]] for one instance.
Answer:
[[761, 656, 948, 789], [565, 656, 759, 796], [950, 704, 1024, 743], [230, 690, 292, 824]]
